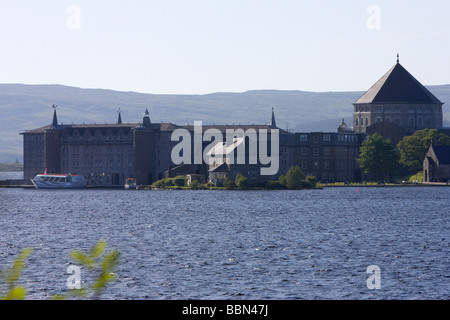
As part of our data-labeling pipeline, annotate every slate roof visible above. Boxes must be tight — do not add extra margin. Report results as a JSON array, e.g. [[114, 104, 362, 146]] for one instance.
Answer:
[[432, 145, 450, 164], [209, 163, 230, 172], [355, 62, 442, 104]]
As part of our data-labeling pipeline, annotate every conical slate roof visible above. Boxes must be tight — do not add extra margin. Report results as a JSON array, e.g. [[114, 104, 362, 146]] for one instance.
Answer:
[[355, 62, 442, 104]]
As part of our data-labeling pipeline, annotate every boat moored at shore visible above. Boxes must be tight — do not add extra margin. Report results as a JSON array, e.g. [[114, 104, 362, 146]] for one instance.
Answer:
[[124, 178, 137, 189], [31, 171, 86, 189]]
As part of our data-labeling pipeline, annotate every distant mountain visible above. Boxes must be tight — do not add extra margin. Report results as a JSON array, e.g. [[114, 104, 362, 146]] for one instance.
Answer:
[[1, 83, 449, 163]]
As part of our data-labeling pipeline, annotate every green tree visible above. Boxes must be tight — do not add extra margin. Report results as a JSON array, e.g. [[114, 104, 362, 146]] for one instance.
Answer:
[[305, 175, 317, 188], [278, 174, 287, 186], [357, 133, 399, 180], [397, 129, 450, 172], [235, 174, 249, 190], [285, 165, 305, 189]]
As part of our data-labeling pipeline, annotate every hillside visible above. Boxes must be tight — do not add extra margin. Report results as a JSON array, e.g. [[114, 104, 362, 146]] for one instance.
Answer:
[[1, 83, 449, 163]]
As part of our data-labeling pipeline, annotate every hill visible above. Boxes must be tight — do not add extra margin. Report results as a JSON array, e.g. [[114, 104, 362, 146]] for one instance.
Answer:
[[1, 83, 449, 163]]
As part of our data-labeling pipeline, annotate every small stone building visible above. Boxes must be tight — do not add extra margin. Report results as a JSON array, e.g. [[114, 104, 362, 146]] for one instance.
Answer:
[[423, 145, 450, 183]]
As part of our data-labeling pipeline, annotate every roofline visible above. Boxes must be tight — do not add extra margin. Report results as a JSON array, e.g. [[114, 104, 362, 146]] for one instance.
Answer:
[[353, 101, 444, 105]]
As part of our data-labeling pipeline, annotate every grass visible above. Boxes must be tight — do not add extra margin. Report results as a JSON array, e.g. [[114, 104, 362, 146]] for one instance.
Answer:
[[402, 171, 423, 183]]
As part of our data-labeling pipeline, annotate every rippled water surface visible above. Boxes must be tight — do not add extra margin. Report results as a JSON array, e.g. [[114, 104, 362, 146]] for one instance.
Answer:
[[0, 187, 448, 299]]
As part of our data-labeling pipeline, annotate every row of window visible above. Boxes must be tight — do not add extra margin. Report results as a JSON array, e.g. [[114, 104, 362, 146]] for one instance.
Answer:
[[356, 116, 441, 127], [61, 134, 132, 142], [300, 161, 331, 170], [62, 160, 133, 168], [298, 133, 356, 142], [302, 147, 329, 156], [355, 105, 440, 113], [299, 134, 330, 142], [39, 176, 66, 182], [62, 146, 131, 154]]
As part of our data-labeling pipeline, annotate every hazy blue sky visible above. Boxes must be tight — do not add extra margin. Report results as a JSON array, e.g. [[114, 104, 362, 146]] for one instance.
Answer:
[[1, 0, 449, 94]]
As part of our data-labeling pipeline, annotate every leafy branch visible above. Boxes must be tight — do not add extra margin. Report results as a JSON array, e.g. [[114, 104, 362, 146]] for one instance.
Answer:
[[0, 247, 32, 300], [1, 240, 119, 300], [67, 240, 120, 299]]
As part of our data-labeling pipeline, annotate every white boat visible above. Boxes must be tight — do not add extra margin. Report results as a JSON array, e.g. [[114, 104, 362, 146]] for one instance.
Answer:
[[124, 178, 137, 189], [31, 170, 86, 189]]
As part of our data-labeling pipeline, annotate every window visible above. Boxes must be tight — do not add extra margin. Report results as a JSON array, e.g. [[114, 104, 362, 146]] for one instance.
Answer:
[[300, 135, 308, 141], [301, 147, 307, 156], [355, 118, 359, 126], [324, 161, 330, 169], [324, 147, 330, 155], [417, 117, 423, 127], [313, 161, 319, 169], [301, 162, 307, 170], [323, 134, 331, 141], [313, 148, 319, 156]]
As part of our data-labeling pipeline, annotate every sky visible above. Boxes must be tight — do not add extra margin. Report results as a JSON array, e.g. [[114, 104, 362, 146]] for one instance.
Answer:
[[0, 0, 449, 94]]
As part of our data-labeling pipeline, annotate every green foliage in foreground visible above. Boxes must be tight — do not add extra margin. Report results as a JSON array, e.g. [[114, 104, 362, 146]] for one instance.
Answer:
[[0, 240, 119, 300], [0, 248, 32, 300]]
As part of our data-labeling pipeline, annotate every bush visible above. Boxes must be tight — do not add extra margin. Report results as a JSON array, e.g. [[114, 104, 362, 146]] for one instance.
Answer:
[[188, 180, 207, 190], [305, 175, 317, 188], [235, 174, 249, 190], [152, 178, 174, 188], [278, 174, 287, 186], [172, 175, 187, 187], [223, 178, 236, 190], [265, 180, 286, 189], [286, 166, 305, 189]]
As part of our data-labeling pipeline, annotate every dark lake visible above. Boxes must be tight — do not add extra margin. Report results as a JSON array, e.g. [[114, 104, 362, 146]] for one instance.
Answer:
[[0, 186, 448, 300]]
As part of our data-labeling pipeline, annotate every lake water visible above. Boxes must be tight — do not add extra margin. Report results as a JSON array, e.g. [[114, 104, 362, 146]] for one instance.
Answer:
[[0, 186, 448, 300], [0, 172, 23, 180]]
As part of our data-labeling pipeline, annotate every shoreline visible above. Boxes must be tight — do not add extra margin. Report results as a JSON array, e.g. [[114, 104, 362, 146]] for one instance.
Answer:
[[1, 183, 448, 189]]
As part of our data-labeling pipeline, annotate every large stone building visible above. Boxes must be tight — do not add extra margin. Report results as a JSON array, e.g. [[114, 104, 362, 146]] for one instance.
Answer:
[[281, 130, 364, 183], [21, 108, 281, 186], [21, 107, 364, 186], [21, 57, 446, 186], [353, 56, 444, 145]]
